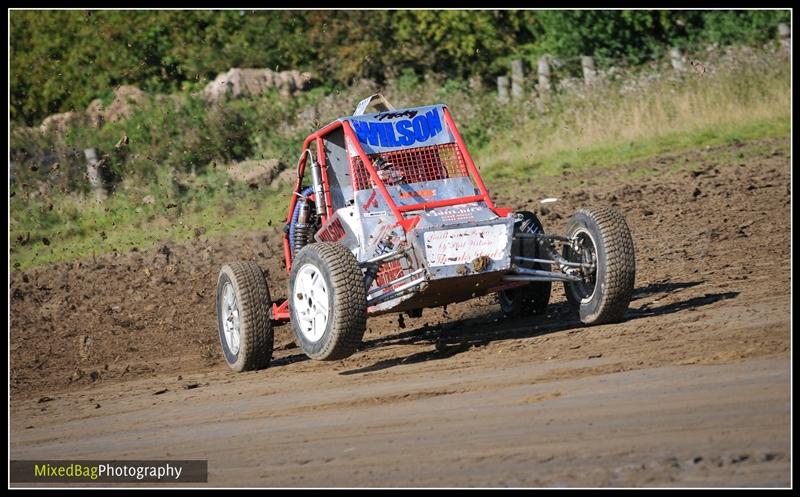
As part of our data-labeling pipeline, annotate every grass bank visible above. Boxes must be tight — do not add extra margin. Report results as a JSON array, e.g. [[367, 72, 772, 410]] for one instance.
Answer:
[[475, 46, 790, 179]]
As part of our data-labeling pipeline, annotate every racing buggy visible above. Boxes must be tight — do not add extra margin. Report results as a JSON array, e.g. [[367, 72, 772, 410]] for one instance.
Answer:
[[216, 94, 636, 371]]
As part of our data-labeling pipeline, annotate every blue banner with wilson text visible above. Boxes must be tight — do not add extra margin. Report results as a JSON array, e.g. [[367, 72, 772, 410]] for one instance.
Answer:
[[345, 105, 455, 155]]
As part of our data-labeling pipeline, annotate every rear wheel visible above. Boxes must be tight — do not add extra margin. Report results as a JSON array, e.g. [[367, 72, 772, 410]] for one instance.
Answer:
[[562, 207, 636, 324], [289, 242, 367, 360], [216, 262, 274, 372], [499, 211, 551, 317]]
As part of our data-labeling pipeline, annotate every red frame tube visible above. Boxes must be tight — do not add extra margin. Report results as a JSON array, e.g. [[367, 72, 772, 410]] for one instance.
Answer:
[[397, 195, 485, 212], [282, 121, 342, 273], [272, 300, 290, 321], [315, 136, 334, 219]]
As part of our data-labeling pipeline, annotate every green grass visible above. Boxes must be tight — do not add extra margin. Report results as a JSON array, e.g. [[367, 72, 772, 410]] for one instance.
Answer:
[[10, 174, 292, 271], [475, 45, 789, 180], [479, 115, 789, 181]]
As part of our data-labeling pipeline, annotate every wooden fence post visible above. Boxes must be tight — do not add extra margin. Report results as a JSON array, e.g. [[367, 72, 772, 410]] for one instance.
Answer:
[[497, 76, 510, 102], [778, 23, 790, 50], [83, 148, 108, 202], [669, 47, 686, 72], [581, 55, 597, 85], [468, 75, 484, 92], [510, 59, 525, 100], [537, 55, 551, 94]]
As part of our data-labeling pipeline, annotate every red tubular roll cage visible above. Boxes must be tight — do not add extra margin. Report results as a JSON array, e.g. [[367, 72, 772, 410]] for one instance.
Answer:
[[272, 107, 511, 321]]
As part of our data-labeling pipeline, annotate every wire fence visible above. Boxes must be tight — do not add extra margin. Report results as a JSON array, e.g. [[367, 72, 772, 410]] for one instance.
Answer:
[[495, 22, 791, 103]]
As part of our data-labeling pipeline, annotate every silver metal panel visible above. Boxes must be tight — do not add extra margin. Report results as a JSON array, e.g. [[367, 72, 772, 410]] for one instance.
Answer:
[[322, 128, 352, 211], [313, 207, 360, 255]]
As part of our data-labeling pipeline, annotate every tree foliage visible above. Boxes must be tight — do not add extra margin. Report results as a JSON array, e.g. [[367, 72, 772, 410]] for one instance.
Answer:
[[11, 9, 790, 125]]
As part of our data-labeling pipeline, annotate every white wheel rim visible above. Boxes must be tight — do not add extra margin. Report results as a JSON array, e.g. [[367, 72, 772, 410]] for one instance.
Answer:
[[221, 282, 241, 355], [572, 227, 599, 304], [293, 264, 330, 342]]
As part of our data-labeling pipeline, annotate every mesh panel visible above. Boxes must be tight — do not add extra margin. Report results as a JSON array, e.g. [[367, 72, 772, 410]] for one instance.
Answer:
[[349, 143, 469, 191]]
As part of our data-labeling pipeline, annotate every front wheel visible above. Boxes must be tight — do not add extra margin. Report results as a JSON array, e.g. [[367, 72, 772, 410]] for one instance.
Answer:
[[289, 242, 367, 361], [562, 207, 636, 325]]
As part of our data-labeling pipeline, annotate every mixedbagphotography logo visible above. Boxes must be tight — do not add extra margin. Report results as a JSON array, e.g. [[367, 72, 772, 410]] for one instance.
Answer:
[[10, 460, 208, 484], [34, 462, 99, 480]]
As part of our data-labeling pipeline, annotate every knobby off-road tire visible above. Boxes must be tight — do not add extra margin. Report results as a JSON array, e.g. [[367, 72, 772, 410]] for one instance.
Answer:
[[289, 242, 367, 361], [499, 211, 552, 317], [562, 207, 636, 325], [216, 261, 274, 372]]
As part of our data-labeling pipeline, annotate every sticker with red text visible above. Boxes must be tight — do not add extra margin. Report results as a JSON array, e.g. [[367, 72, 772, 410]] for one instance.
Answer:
[[423, 224, 508, 267]]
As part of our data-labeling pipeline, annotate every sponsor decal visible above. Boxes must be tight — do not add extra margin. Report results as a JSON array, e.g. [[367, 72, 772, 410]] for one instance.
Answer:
[[351, 109, 443, 148], [362, 190, 379, 211], [424, 224, 509, 267], [435, 205, 482, 216], [434, 204, 484, 223], [375, 110, 419, 121], [364, 210, 387, 217], [347, 105, 453, 154], [399, 189, 437, 199]]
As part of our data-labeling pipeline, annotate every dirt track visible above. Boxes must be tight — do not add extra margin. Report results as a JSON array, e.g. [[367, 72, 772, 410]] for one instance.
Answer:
[[10, 138, 791, 487]]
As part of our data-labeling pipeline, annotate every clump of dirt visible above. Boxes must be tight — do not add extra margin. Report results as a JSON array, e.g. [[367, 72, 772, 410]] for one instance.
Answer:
[[472, 255, 492, 273]]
